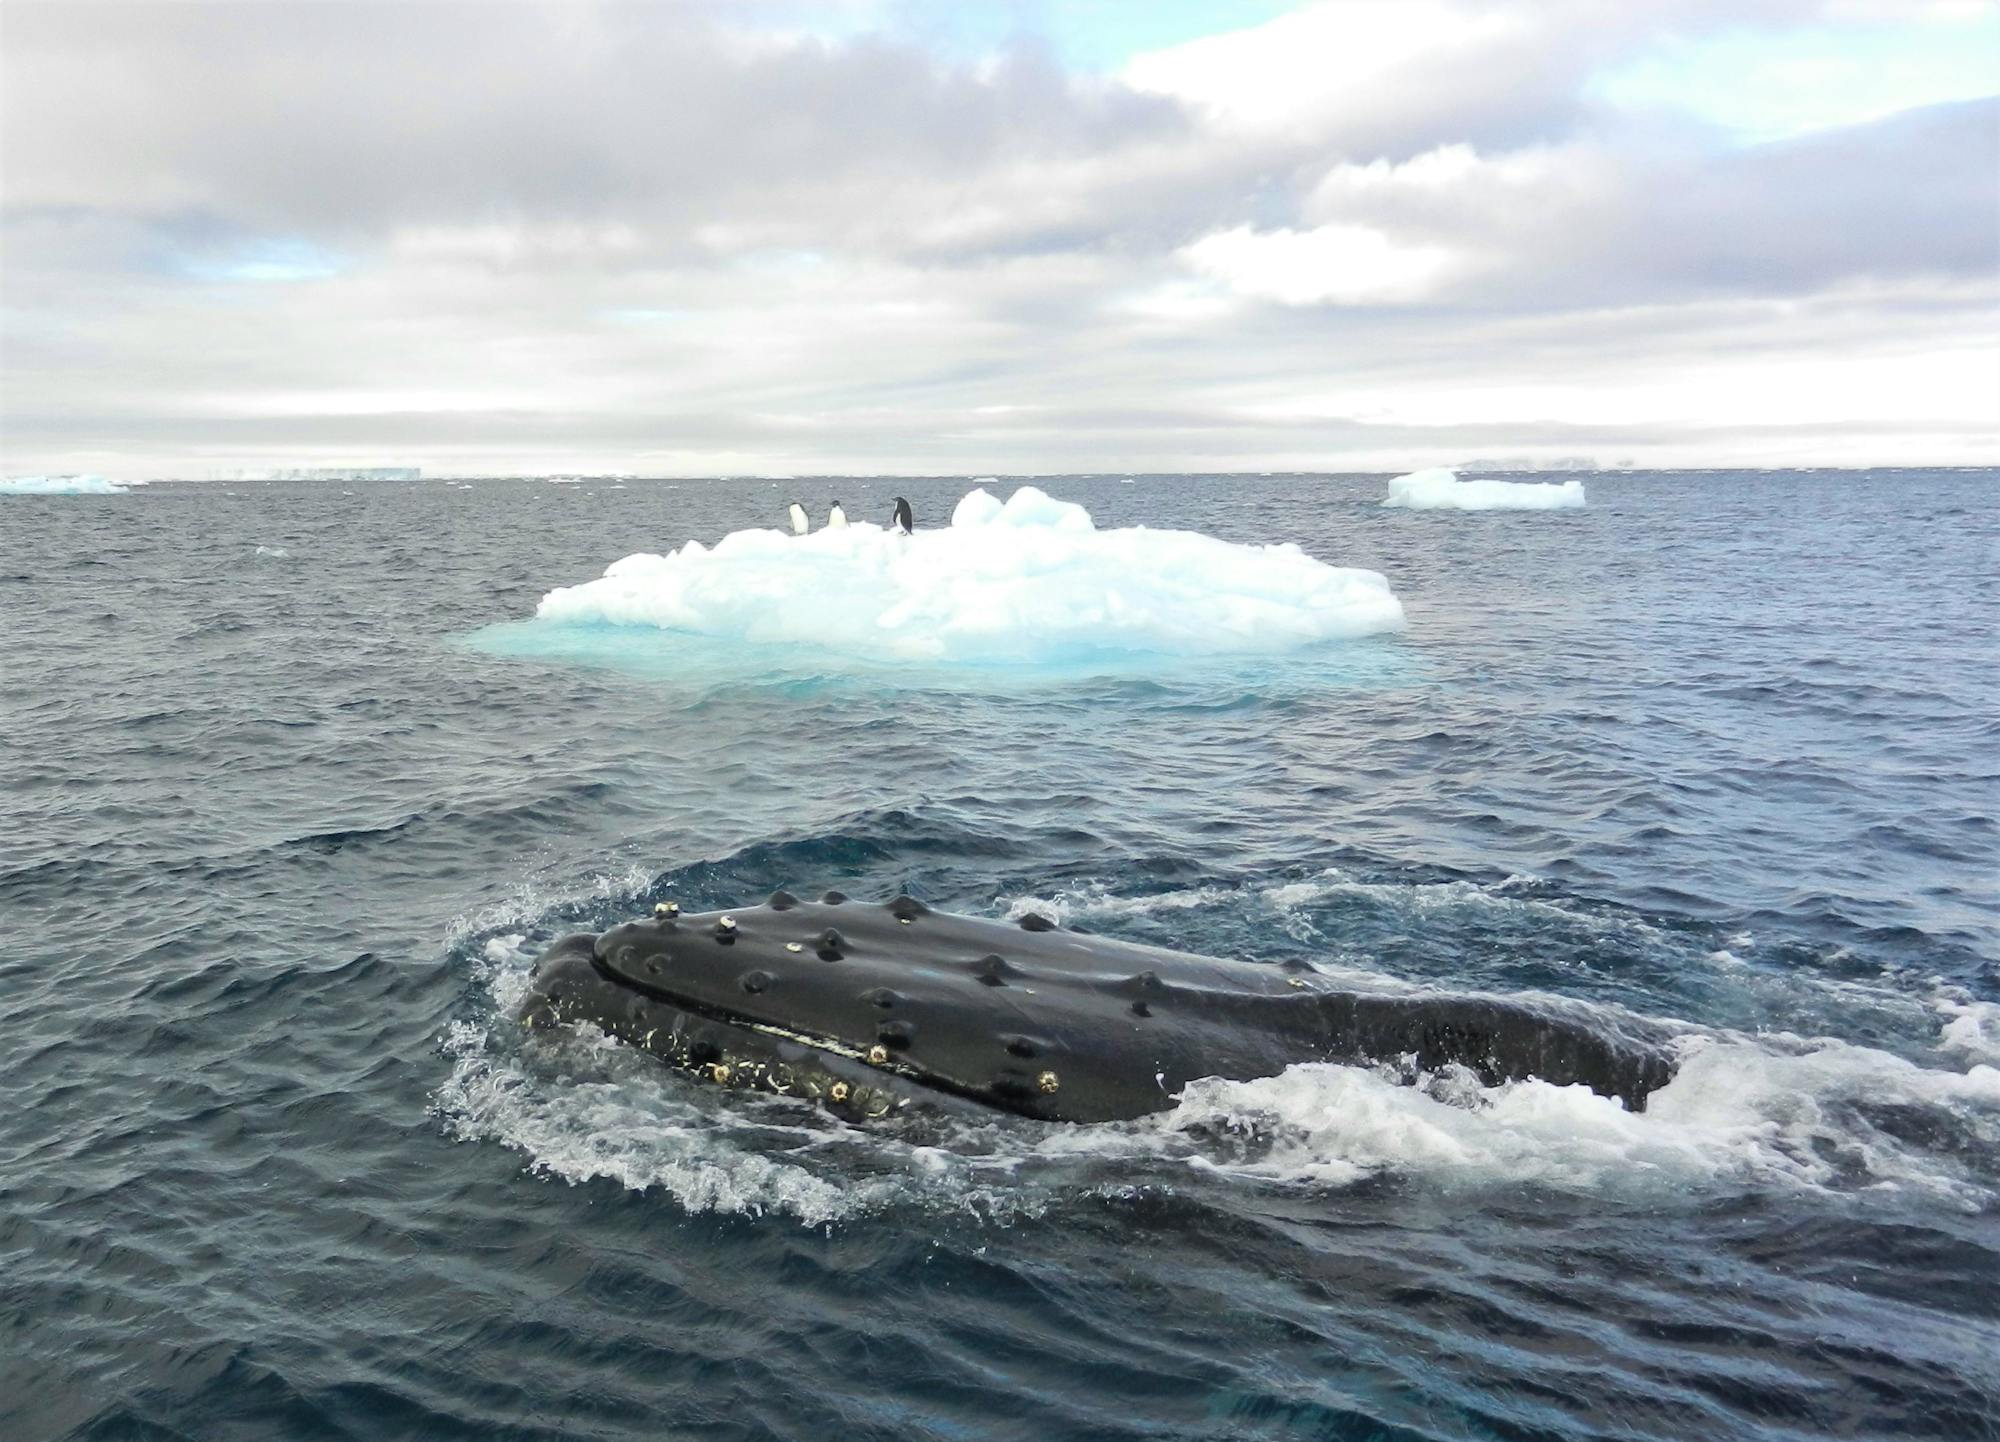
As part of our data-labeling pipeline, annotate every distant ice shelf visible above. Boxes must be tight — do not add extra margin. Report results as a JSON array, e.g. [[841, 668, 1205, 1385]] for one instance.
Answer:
[[1, 474, 133, 495], [223, 467, 421, 481]]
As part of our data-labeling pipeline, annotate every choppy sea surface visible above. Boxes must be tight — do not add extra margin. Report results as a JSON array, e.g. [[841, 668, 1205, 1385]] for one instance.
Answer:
[[3, 470, 1996, 1442]]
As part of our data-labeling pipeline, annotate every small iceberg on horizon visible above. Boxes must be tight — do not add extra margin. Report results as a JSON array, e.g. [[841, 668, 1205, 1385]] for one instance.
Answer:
[[2, 474, 133, 496], [519, 485, 1406, 668], [1383, 468, 1585, 511]]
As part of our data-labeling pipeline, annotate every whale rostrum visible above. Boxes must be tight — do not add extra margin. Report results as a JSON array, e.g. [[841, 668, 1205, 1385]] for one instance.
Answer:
[[517, 892, 1680, 1124]]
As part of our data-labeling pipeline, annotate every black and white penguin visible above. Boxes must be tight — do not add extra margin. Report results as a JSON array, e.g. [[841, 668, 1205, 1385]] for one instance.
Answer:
[[827, 502, 848, 529], [787, 501, 809, 536], [891, 496, 913, 535]]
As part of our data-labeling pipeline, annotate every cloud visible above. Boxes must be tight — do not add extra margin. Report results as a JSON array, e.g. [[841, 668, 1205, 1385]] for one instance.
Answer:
[[1124, 0, 1551, 137], [1182, 224, 1463, 305], [1235, 98, 2000, 307], [4, 3, 1181, 245], [1, 0, 1995, 476]]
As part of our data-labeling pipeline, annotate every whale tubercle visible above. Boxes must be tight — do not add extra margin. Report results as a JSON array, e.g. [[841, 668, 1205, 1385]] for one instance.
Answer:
[[971, 953, 1017, 986]]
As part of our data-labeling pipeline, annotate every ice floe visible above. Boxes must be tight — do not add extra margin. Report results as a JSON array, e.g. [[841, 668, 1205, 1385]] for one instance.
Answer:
[[1, 474, 133, 496], [1382, 467, 1586, 510], [532, 485, 1405, 665]]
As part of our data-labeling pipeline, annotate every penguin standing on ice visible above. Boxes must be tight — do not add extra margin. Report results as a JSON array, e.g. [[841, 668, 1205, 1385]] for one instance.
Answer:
[[788, 501, 809, 536], [891, 497, 913, 535], [827, 502, 848, 529]]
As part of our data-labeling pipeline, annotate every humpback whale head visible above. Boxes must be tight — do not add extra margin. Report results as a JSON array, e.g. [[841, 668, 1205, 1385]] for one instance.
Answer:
[[520, 892, 1682, 1124], [520, 891, 1214, 1121]]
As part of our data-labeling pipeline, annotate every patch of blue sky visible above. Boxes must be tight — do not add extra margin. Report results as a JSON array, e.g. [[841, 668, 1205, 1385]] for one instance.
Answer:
[[182, 237, 341, 283], [745, 0, 1292, 71], [1590, 10, 2000, 144]]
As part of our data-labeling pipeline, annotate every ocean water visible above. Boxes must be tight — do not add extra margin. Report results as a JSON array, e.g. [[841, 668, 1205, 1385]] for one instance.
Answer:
[[2, 470, 1996, 1442]]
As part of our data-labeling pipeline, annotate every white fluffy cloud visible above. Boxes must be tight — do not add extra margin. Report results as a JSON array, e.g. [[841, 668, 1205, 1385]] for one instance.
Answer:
[[1182, 224, 1463, 305], [1, 0, 1994, 476]]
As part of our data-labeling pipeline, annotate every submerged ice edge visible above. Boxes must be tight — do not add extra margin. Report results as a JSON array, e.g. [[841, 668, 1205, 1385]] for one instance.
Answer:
[[527, 485, 1406, 667]]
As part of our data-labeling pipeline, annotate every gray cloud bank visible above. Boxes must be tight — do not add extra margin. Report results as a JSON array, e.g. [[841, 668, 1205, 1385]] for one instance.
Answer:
[[4, 0, 1995, 476]]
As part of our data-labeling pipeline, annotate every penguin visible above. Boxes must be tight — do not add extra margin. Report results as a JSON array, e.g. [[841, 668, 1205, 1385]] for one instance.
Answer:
[[827, 502, 848, 529], [891, 496, 913, 535], [787, 501, 809, 536]]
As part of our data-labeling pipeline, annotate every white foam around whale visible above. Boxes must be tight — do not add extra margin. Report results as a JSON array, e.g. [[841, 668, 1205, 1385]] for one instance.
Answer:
[[1383, 467, 1586, 510], [438, 901, 2000, 1225], [1167, 1038, 2000, 1203], [532, 486, 1405, 664], [1938, 997, 2000, 1066]]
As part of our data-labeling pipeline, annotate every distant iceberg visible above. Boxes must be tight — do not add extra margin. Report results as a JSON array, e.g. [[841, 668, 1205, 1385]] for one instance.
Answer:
[[532, 485, 1405, 666], [1382, 468, 1585, 511], [2, 474, 132, 496]]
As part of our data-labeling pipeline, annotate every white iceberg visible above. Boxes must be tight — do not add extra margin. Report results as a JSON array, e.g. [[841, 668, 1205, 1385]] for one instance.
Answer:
[[533, 485, 1405, 665], [1382, 467, 1585, 511], [1, 474, 132, 496]]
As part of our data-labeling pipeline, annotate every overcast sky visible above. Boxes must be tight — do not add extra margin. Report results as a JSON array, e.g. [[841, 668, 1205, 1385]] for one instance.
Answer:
[[4, 0, 1996, 477]]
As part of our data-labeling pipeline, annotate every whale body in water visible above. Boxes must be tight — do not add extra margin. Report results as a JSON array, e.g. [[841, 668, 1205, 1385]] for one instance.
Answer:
[[519, 892, 1681, 1124]]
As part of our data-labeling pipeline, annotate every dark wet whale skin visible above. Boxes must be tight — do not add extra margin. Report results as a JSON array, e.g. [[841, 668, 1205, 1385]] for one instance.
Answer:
[[520, 891, 1681, 1123]]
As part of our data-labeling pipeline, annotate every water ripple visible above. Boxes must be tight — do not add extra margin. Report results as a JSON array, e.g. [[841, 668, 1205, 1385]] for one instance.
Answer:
[[3, 471, 1996, 1442]]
